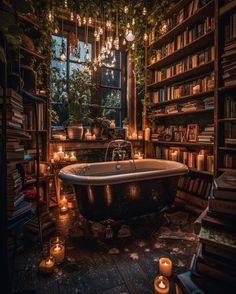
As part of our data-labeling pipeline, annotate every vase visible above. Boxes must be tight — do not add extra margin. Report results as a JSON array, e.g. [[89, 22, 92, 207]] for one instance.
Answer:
[[67, 124, 84, 140]]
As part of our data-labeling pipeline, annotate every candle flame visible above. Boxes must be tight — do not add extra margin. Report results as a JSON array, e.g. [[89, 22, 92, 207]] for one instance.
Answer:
[[158, 280, 166, 289]]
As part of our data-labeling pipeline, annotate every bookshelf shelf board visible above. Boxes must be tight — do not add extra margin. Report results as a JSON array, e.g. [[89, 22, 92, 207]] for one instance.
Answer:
[[152, 141, 214, 147], [219, 146, 236, 152], [218, 118, 236, 123], [18, 14, 41, 30], [147, 31, 214, 71], [152, 91, 214, 107], [218, 168, 236, 173], [220, 0, 236, 17], [218, 84, 236, 92], [153, 108, 213, 119], [147, 61, 214, 90], [189, 168, 213, 176], [148, 0, 214, 49], [165, 0, 190, 19], [24, 129, 48, 133], [20, 47, 45, 60]]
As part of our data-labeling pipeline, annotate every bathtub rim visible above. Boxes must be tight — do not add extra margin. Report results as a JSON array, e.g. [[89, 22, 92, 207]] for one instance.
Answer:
[[59, 159, 188, 186]]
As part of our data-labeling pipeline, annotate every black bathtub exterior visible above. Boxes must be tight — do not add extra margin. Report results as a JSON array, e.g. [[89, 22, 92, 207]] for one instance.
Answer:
[[73, 176, 179, 221]]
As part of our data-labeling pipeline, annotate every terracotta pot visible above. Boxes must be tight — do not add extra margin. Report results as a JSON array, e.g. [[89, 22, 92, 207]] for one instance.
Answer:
[[67, 124, 84, 140]]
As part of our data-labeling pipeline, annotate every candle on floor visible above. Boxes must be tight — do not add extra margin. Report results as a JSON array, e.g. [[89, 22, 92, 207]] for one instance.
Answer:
[[60, 196, 68, 214], [159, 257, 172, 277], [50, 237, 65, 264], [197, 153, 204, 171], [154, 275, 170, 294], [39, 256, 55, 274]]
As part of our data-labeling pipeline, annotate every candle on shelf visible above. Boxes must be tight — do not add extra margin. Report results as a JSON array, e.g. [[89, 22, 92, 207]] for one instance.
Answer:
[[207, 155, 214, 173], [171, 150, 178, 161], [39, 256, 55, 274], [85, 129, 91, 140], [110, 120, 116, 128], [50, 237, 65, 264], [58, 146, 64, 161], [53, 152, 60, 162], [92, 134, 96, 140], [70, 151, 77, 161], [197, 153, 205, 171], [132, 132, 138, 140], [138, 130, 143, 140], [159, 257, 172, 277], [134, 152, 143, 159], [59, 135, 66, 141], [154, 275, 170, 294], [64, 153, 70, 161], [144, 127, 150, 141]]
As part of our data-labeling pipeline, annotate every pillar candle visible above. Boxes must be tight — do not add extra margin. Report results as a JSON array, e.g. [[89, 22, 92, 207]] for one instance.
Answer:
[[197, 154, 205, 171], [70, 152, 77, 161], [50, 243, 65, 264], [53, 152, 60, 162], [57, 147, 64, 161], [39, 257, 55, 274], [144, 127, 150, 141], [154, 275, 170, 294], [159, 257, 172, 277]]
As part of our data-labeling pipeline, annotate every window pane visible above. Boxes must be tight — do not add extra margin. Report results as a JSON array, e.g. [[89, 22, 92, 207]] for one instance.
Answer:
[[51, 60, 67, 102], [70, 41, 92, 62], [69, 62, 85, 75], [101, 68, 121, 88], [103, 108, 121, 127], [52, 35, 67, 59], [101, 88, 121, 108], [103, 51, 121, 69]]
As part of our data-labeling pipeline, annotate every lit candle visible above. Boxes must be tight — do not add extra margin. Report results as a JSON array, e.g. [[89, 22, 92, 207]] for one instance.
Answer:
[[92, 134, 96, 140], [159, 257, 172, 277], [58, 147, 64, 161], [64, 153, 70, 161], [171, 151, 178, 161], [70, 151, 77, 161], [110, 120, 116, 128], [138, 131, 143, 140], [144, 127, 150, 141], [132, 132, 138, 140], [53, 152, 60, 162], [50, 242, 65, 264], [135, 152, 143, 159], [39, 257, 55, 274], [154, 275, 170, 294], [197, 154, 204, 171]]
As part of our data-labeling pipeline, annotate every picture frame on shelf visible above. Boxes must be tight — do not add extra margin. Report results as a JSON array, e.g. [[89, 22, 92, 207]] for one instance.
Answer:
[[186, 124, 199, 142]]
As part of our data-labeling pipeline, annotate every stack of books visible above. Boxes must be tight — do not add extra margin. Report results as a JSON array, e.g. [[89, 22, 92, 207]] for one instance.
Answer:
[[225, 123, 236, 146], [7, 164, 32, 225], [203, 97, 214, 109], [198, 124, 214, 143], [224, 96, 236, 118], [222, 12, 236, 87], [176, 171, 236, 292], [181, 100, 204, 112]]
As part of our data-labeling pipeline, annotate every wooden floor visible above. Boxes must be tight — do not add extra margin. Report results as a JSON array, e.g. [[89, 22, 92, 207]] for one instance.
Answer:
[[11, 207, 198, 294]]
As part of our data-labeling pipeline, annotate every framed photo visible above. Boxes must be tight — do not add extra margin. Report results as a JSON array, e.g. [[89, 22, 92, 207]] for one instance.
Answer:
[[186, 124, 199, 142]]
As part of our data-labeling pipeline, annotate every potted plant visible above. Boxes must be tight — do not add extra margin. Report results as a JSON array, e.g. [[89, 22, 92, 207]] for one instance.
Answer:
[[87, 116, 111, 139], [51, 66, 96, 140]]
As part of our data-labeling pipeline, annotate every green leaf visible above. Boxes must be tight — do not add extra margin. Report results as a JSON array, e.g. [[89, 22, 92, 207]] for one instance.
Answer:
[[0, 46, 6, 63]]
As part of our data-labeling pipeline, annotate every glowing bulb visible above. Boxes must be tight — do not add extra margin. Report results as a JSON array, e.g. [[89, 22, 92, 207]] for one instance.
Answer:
[[88, 17, 92, 24], [131, 43, 135, 50], [83, 17, 86, 24], [144, 32, 148, 41], [101, 53, 105, 60], [77, 57, 81, 63], [123, 39, 127, 45], [124, 6, 128, 14], [142, 7, 147, 16], [96, 35, 100, 42], [99, 27, 103, 35], [64, 0, 68, 9], [85, 52, 90, 62], [77, 14, 81, 21], [127, 22, 130, 29], [70, 12, 74, 21], [94, 30, 98, 37], [160, 22, 168, 34], [48, 11, 54, 22], [132, 18, 135, 26], [94, 65, 97, 72], [54, 26, 59, 34], [60, 53, 67, 61], [126, 30, 135, 42]]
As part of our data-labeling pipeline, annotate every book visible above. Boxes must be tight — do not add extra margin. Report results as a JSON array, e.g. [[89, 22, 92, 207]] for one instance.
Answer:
[[212, 171, 236, 200], [208, 198, 236, 216]]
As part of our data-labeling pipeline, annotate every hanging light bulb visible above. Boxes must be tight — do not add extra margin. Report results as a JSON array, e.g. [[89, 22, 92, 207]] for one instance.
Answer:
[[132, 18, 135, 26], [54, 26, 59, 34], [88, 17, 92, 24], [70, 12, 74, 21], [85, 49, 90, 62], [123, 39, 127, 45], [94, 30, 98, 37], [60, 39, 67, 61], [83, 17, 86, 24], [64, 0, 68, 9], [142, 7, 147, 16], [124, 6, 128, 14], [99, 27, 103, 35], [96, 35, 100, 42], [160, 22, 168, 35], [126, 30, 135, 42], [127, 22, 130, 29], [93, 65, 97, 72], [48, 10, 54, 22], [131, 42, 135, 50], [144, 32, 148, 41]]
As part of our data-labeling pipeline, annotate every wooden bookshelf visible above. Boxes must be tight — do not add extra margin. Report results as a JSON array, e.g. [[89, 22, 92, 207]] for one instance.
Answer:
[[152, 90, 214, 107], [148, 31, 215, 70], [153, 108, 213, 119], [20, 47, 45, 60], [148, 0, 214, 49], [151, 141, 214, 147], [148, 61, 214, 90], [219, 0, 236, 17]]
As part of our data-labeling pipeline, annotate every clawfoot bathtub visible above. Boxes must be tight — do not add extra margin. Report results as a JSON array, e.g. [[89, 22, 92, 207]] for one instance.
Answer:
[[59, 159, 188, 221]]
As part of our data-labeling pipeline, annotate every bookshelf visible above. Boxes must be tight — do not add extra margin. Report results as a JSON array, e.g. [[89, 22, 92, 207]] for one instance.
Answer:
[[215, 0, 236, 175], [145, 0, 216, 209]]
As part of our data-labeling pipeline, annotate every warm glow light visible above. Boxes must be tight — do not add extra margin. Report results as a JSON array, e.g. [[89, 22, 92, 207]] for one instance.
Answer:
[[70, 12, 74, 21], [124, 6, 129, 14], [144, 32, 148, 41], [142, 7, 147, 16], [126, 30, 135, 42]]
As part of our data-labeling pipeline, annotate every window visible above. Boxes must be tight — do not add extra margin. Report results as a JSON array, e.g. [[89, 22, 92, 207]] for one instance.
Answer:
[[51, 34, 126, 128]]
